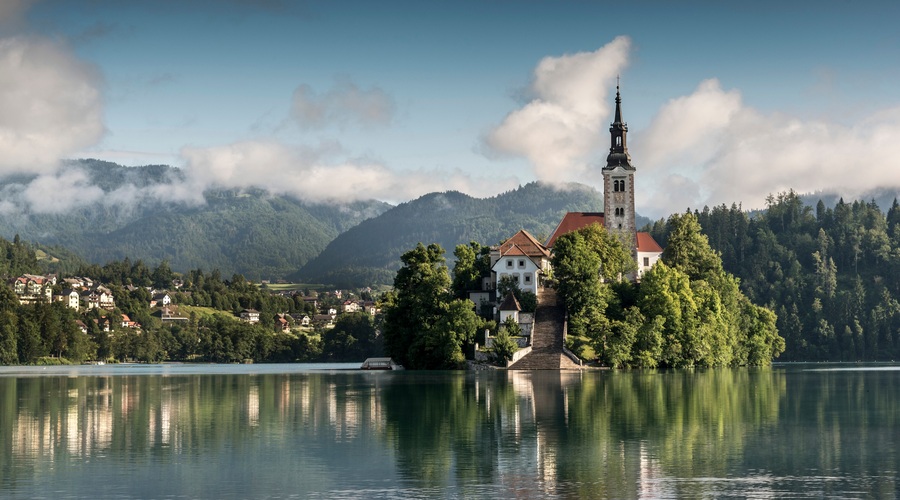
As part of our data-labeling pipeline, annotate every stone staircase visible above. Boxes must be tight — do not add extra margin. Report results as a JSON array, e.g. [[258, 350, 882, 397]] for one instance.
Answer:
[[509, 287, 582, 370]]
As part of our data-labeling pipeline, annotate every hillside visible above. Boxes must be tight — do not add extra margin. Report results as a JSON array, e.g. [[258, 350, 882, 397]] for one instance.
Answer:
[[296, 182, 637, 287], [0, 160, 391, 280]]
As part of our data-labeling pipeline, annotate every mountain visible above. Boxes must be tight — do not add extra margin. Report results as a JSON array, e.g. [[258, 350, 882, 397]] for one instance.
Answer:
[[0, 160, 391, 280], [295, 182, 632, 287]]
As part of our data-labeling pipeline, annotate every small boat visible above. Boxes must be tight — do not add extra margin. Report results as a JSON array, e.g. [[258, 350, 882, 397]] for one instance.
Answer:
[[360, 357, 404, 370]]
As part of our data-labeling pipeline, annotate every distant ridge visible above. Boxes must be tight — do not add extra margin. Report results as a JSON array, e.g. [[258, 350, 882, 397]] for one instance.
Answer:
[[0, 159, 391, 280], [295, 182, 624, 287]]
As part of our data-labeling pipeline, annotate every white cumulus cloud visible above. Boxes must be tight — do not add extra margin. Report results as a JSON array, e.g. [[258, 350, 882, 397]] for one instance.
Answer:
[[177, 140, 506, 205], [483, 36, 631, 183], [634, 79, 900, 216], [21, 169, 104, 214], [0, 36, 105, 176]]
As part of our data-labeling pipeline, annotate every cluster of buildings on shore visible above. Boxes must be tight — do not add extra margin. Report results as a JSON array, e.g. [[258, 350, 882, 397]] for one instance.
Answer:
[[241, 294, 379, 332], [8, 274, 117, 311]]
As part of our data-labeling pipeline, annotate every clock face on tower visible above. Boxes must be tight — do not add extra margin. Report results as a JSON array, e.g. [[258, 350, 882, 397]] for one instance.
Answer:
[[614, 192, 624, 203]]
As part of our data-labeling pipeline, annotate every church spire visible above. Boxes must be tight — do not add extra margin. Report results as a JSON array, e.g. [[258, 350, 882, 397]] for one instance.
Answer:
[[605, 82, 633, 170]]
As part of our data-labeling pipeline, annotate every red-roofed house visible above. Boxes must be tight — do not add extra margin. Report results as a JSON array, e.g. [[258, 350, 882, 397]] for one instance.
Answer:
[[490, 229, 552, 294], [636, 232, 664, 278]]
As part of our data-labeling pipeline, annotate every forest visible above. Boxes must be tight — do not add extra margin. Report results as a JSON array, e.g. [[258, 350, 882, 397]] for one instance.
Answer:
[[648, 191, 900, 361]]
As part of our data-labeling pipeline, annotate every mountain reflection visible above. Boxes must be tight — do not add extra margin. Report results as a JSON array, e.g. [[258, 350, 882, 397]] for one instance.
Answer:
[[4, 366, 896, 498]]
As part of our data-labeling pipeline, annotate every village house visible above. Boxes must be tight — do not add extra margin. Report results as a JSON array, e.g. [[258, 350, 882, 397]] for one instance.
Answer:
[[121, 314, 141, 329], [240, 309, 260, 323], [150, 292, 172, 308], [290, 314, 312, 327], [342, 299, 360, 313], [490, 230, 552, 295], [313, 314, 336, 327], [55, 289, 81, 310], [94, 317, 111, 332], [274, 314, 290, 332], [156, 305, 188, 322], [97, 287, 115, 309]]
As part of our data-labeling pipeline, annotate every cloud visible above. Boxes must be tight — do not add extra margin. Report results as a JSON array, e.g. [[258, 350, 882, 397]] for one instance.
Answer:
[[634, 79, 900, 216], [21, 169, 105, 214], [177, 140, 508, 205], [290, 80, 395, 130], [483, 36, 631, 183], [0, 36, 105, 176]]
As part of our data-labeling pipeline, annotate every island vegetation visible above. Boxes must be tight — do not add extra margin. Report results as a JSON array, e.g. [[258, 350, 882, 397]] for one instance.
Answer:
[[553, 215, 784, 368], [381, 212, 784, 369]]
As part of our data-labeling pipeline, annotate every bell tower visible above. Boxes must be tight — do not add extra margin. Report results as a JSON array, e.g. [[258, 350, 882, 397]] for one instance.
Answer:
[[602, 83, 636, 255]]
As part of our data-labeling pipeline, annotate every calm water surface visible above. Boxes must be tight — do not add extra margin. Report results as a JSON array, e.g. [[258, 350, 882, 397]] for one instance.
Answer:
[[0, 363, 896, 499]]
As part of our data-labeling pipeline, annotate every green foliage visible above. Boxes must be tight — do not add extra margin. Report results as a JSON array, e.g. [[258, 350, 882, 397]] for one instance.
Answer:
[[451, 241, 490, 299], [321, 312, 383, 361], [662, 212, 723, 281], [383, 243, 479, 369], [491, 320, 519, 366], [556, 213, 784, 368], [686, 194, 900, 361], [552, 224, 621, 340], [0, 235, 40, 277], [501, 315, 522, 337]]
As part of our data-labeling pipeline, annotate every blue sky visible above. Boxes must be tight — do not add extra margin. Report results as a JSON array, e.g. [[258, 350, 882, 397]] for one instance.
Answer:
[[2, 0, 900, 217]]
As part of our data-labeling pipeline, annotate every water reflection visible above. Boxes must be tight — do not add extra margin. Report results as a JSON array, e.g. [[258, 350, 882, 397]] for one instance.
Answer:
[[1, 365, 897, 498]]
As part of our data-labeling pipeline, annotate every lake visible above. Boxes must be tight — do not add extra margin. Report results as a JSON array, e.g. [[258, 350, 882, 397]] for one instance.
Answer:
[[0, 363, 897, 499]]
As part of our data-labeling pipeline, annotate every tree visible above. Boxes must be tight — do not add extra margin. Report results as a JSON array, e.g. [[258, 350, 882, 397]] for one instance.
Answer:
[[322, 312, 382, 361], [662, 212, 723, 281], [0, 310, 18, 364], [552, 226, 611, 340], [383, 243, 479, 369], [491, 318, 519, 366], [383, 244, 449, 368], [638, 262, 700, 367], [151, 260, 174, 289], [452, 242, 486, 299]]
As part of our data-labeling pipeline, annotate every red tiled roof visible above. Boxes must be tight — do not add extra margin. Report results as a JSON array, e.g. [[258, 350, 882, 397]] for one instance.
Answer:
[[636, 232, 663, 253], [545, 212, 605, 247], [498, 230, 550, 259]]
